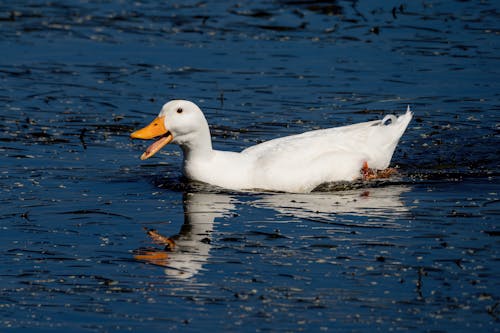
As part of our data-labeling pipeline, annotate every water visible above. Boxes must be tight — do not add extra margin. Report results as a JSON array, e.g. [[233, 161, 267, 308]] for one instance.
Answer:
[[1, 1, 499, 332]]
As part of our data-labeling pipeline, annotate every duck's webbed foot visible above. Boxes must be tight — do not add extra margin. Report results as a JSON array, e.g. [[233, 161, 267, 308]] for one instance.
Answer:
[[361, 161, 397, 181]]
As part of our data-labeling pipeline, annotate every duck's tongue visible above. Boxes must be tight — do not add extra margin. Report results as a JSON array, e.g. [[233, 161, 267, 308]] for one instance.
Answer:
[[140, 133, 173, 160]]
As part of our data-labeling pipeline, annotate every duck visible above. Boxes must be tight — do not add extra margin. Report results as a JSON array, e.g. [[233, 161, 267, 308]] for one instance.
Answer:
[[130, 100, 412, 193]]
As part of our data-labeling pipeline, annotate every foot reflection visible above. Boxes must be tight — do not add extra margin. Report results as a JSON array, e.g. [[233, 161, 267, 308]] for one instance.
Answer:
[[134, 192, 235, 279]]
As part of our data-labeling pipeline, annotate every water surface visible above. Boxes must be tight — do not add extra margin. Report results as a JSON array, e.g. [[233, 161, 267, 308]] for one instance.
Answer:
[[0, 1, 499, 332]]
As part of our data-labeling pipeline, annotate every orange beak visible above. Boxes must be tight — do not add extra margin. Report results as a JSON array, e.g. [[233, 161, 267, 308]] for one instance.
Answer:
[[130, 116, 173, 160]]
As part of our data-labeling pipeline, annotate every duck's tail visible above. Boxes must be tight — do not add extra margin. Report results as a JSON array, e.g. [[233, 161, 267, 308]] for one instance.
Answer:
[[379, 105, 413, 138], [368, 106, 413, 170], [400, 105, 413, 127]]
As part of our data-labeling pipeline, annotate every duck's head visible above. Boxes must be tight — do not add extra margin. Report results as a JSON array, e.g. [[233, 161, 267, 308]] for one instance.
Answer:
[[130, 100, 210, 160]]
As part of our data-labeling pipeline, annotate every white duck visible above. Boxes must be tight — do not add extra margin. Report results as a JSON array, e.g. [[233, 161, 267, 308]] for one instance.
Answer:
[[130, 100, 412, 193]]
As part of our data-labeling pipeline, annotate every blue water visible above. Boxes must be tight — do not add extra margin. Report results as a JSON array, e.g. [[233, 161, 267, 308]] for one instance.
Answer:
[[1, 1, 499, 332]]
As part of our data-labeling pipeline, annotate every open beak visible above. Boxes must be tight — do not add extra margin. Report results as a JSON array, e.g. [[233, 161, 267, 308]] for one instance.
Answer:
[[130, 116, 173, 160]]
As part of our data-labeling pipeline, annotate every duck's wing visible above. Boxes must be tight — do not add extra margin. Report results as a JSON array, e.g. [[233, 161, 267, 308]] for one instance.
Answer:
[[243, 109, 412, 164], [241, 122, 374, 192], [243, 119, 371, 156]]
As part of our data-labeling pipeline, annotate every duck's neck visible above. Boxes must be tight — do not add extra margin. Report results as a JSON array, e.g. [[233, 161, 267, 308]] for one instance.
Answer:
[[179, 126, 214, 161]]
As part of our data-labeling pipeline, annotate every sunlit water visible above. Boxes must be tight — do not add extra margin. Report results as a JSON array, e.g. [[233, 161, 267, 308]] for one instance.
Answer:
[[1, 1, 499, 332]]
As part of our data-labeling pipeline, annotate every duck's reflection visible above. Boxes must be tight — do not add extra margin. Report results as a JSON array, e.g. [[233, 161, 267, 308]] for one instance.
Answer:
[[253, 185, 411, 221], [134, 185, 410, 279]]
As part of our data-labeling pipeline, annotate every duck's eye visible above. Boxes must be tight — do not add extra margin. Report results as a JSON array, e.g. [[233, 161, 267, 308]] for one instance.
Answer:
[[177, 108, 183, 114]]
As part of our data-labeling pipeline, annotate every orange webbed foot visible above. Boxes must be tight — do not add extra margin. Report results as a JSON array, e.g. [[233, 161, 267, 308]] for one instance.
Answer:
[[361, 161, 376, 180], [361, 162, 397, 181]]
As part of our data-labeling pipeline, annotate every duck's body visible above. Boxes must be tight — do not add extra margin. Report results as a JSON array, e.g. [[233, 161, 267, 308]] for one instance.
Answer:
[[131, 100, 412, 193]]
